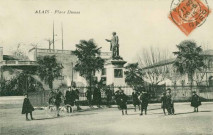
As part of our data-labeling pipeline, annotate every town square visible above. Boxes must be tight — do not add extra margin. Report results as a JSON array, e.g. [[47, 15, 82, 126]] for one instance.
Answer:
[[0, 0, 213, 135]]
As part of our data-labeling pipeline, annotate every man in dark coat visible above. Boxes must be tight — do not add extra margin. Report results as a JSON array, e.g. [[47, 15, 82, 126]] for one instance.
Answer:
[[65, 87, 75, 113], [139, 91, 149, 115], [191, 91, 201, 112], [166, 88, 175, 115], [165, 91, 172, 115], [93, 84, 102, 108], [119, 90, 128, 115], [105, 86, 113, 107], [72, 84, 81, 110], [22, 94, 34, 120], [55, 89, 63, 117], [115, 89, 122, 109], [132, 89, 140, 112], [86, 89, 93, 107], [161, 92, 167, 115]]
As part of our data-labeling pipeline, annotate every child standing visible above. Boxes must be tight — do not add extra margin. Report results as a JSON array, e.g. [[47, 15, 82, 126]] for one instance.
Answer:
[[22, 94, 34, 121]]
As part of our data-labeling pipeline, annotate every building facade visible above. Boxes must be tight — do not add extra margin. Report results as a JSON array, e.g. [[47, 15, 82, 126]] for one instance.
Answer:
[[142, 50, 213, 87]]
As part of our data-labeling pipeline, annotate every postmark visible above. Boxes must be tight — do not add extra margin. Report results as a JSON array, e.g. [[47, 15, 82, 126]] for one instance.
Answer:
[[169, 0, 211, 36]]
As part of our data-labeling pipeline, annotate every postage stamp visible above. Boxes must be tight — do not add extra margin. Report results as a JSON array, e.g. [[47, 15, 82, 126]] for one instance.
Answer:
[[169, 0, 211, 36]]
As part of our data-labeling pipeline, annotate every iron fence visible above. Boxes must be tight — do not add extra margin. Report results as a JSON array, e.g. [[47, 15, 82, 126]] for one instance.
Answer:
[[28, 85, 213, 106]]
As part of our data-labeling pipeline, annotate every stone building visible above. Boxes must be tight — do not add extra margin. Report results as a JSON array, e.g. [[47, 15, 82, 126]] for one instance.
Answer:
[[142, 49, 213, 86], [28, 47, 128, 89], [0, 46, 132, 95]]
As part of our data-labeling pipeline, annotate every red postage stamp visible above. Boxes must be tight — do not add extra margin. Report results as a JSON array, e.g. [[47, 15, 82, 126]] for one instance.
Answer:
[[169, 0, 211, 36]]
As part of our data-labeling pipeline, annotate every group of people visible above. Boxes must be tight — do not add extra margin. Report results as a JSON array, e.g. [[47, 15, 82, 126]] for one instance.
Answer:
[[114, 87, 150, 116], [116, 87, 201, 116], [85, 84, 114, 108], [64, 85, 80, 114], [160, 88, 175, 115], [160, 88, 202, 115], [132, 89, 149, 115], [21, 86, 202, 120], [85, 84, 102, 108]]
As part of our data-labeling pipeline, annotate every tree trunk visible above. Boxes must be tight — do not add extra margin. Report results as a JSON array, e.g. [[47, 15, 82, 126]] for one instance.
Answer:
[[49, 79, 53, 90], [188, 72, 193, 91]]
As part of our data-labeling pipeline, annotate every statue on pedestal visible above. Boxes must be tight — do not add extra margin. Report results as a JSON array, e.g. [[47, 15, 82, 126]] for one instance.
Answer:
[[105, 32, 122, 60]]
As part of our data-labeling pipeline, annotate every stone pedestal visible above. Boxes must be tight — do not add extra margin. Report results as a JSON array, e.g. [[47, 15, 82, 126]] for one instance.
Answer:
[[104, 59, 127, 86]]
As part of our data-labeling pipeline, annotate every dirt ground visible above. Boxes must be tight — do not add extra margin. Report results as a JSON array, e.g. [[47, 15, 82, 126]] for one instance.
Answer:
[[0, 96, 213, 135]]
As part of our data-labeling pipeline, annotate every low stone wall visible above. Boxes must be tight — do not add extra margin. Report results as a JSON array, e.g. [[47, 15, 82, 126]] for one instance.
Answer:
[[167, 86, 213, 102]]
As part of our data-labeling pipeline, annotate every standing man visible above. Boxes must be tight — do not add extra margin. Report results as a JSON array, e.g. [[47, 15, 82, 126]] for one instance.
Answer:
[[166, 88, 175, 115], [72, 83, 81, 111], [105, 32, 119, 59], [115, 87, 123, 109], [93, 84, 102, 108], [139, 91, 149, 115], [55, 89, 63, 117], [65, 87, 72, 113], [86, 89, 93, 107], [161, 92, 167, 115], [132, 89, 140, 112], [105, 86, 113, 108], [191, 91, 201, 112], [119, 89, 128, 115]]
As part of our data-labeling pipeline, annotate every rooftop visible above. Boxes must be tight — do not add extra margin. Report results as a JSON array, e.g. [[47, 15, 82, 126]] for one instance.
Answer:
[[142, 49, 213, 69]]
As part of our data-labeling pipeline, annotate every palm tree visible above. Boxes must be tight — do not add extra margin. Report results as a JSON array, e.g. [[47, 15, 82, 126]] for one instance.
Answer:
[[173, 40, 206, 90], [73, 39, 104, 88], [124, 63, 144, 91], [37, 55, 63, 90]]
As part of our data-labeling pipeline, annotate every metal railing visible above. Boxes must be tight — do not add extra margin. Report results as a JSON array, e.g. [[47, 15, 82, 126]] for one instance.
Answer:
[[1, 60, 37, 65]]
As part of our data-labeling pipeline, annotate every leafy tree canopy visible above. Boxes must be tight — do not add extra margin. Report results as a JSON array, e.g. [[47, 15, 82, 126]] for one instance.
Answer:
[[173, 40, 206, 86], [37, 55, 63, 89], [73, 39, 104, 85], [124, 63, 144, 90]]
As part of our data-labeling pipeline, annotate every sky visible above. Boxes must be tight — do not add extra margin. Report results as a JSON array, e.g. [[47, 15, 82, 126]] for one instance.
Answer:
[[0, 0, 213, 63]]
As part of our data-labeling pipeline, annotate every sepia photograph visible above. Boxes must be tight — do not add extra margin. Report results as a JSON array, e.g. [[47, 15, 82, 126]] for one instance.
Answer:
[[0, 0, 213, 134]]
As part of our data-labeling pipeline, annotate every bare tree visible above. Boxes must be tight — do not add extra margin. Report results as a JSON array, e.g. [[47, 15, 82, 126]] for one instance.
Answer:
[[137, 47, 172, 85], [193, 68, 207, 86]]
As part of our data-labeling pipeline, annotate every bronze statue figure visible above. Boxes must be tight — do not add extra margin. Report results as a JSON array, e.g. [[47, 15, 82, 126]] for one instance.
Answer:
[[105, 32, 120, 59]]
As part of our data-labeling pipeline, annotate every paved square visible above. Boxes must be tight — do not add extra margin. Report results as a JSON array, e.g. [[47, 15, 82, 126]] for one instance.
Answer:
[[0, 97, 213, 135]]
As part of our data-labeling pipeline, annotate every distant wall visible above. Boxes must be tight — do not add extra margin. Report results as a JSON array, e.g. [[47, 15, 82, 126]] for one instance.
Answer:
[[35, 49, 88, 88], [152, 86, 213, 102]]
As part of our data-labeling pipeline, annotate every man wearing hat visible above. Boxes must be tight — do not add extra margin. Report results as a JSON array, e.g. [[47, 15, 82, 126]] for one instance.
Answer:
[[161, 92, 167, 115], [72, 82, 81, 110], [93, 84, 102, 108], [118, 87, 128, 115], [166, 88, 175, 115], [191, 91, 201, 112], [115, 87, 122, 109], [55, 89, 63, 117], [132, 89, 140, 112], [139, 91, 149, 115]]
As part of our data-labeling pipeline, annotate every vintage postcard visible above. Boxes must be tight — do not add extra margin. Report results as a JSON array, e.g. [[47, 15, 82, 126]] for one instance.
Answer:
[[0, 0, 213, 135]]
